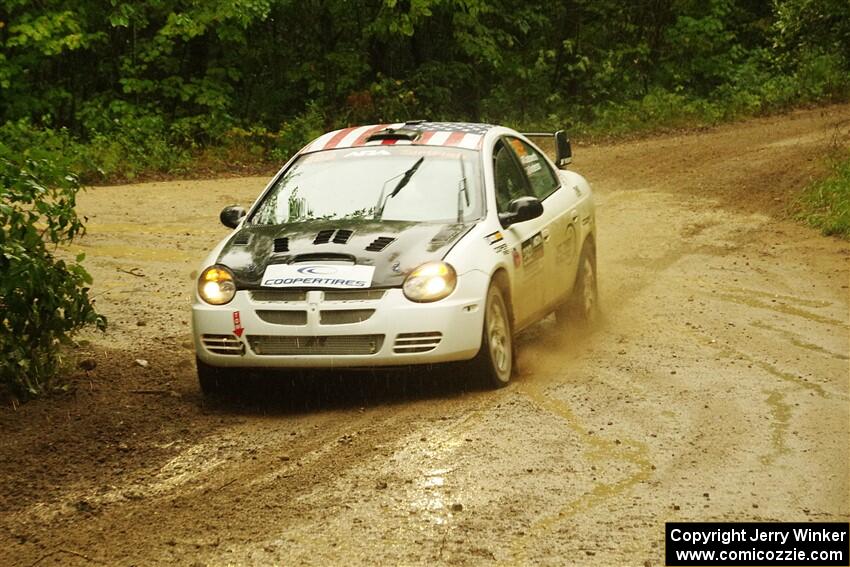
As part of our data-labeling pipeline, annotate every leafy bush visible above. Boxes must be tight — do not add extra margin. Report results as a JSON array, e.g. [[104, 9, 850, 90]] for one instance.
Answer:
[[271, 102, 327, 163], [76, 100, 190, 181], [565, 89, 721, 139], [0, 131, 105, 399], [797, 152, 850, 239], [791, 51, 850, 102]]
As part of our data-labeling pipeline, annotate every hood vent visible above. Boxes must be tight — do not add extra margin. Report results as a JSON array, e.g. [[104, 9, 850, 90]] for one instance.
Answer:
[[232, 232, 251, 246], [314, 229, 354, 245], [314, 229, 335, 244], [333, 229, 353, 244], [366, 236, 395, 252], [273, 237, 289, 253]]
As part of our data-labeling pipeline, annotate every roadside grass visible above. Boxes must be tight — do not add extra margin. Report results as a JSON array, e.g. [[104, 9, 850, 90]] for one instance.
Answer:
[[796, 152, 850, 239]]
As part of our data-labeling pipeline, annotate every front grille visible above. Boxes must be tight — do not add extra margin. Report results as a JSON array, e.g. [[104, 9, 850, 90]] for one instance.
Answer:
[[320, 309, 375, 325], [251, 290, 307, 302], [251, 289, 386, 303], [256, 310, 308, 325], [247, 335, 384, 356], [323, 289, 386, 302], [393, 332, 442, 354], [202, 334, 245, 355]]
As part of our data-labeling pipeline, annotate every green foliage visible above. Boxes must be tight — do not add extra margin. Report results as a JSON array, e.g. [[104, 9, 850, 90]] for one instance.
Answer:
[[0, 0, 847, 176], [76, 101, 189, 181], [797, 152, 850, 239], [0, 123, 106, 399], [0, 0, 850, 182], [582, 89, 725, 138], [661, 0, 742, 93], [773, 0, 850, 63], [272, 102, 327, 162]]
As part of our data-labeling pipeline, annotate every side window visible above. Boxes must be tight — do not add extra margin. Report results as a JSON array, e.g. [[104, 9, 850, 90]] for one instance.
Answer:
[[493, 140, 529, 211], [507, 137, 560, 200]]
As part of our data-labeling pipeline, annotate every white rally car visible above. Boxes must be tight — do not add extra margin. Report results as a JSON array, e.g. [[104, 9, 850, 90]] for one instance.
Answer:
[[193, 121, 596, 394]]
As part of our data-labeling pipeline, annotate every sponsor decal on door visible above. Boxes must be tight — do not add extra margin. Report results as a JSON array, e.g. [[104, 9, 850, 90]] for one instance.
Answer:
[[521, 232, 545, 269]]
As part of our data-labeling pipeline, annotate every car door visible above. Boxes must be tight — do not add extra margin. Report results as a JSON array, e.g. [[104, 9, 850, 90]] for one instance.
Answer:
[[492, 138, 551, 328], [505, 136, 581, 310]]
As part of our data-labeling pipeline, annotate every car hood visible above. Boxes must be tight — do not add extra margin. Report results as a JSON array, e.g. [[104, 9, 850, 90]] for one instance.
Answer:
[[216, 220, 475, 289]]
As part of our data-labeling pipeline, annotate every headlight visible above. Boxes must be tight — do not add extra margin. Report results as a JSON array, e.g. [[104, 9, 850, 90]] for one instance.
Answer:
[[403, 261, 457, 302], [198, 265, 237, 305]]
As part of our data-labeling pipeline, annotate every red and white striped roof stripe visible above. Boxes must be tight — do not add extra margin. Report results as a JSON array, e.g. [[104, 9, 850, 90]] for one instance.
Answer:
[[302, 123, 486, 154]]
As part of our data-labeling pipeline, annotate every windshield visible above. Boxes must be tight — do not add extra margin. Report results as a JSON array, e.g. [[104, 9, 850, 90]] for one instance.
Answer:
[[250, 146, 483, 225]]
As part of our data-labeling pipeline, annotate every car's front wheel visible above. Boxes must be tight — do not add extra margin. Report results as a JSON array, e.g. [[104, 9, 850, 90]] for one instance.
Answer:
[[196, 357, 239, 397], [471, 283, 514, 388]]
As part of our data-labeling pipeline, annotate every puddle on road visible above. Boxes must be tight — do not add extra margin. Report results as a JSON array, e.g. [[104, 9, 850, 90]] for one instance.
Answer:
[[410, 469, 451, 525]]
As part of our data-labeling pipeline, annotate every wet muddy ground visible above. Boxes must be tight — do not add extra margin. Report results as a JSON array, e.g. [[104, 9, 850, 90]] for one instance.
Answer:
[[1, 105, 848, 566]]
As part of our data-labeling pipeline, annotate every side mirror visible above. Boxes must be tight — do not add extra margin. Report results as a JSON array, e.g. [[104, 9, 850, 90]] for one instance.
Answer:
[[499, 196, 544, 227], [555, 130, 572, 169], [220, 205, 247, 229]]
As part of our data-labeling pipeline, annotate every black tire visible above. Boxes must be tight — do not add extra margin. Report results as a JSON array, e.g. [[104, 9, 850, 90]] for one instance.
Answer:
[[196, 357, 239, 397], [471, 283, 514, 389], [556, 240, 599, 325]]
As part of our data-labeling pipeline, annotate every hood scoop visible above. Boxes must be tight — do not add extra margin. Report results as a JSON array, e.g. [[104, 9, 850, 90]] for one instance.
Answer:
[[273, 237, 289, 253], [366, 236, 396, 252], [313, 229, 353, 245], [292, 252, 356, 264]]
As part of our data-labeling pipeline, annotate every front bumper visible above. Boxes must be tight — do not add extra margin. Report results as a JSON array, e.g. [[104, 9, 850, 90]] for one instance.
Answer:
[[192, 271, 488, 368]]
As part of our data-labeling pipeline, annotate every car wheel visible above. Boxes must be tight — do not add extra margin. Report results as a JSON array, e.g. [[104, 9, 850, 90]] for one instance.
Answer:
[[196, 357, 238, 397], [472, 283, 513, 388], [558, 240, 599, 325]]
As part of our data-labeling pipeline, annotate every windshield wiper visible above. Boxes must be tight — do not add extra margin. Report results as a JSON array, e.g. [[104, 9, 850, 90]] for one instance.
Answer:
[[456, 155, 470, 223], [375, 157, 425, 220]]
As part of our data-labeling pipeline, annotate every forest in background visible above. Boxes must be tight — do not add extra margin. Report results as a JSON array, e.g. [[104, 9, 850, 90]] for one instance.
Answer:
[[2, 0, 850, 396], [1, 0, 849, 181]]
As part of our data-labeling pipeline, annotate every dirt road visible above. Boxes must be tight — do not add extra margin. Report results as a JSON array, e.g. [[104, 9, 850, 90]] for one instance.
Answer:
[[1, 106, 848, 566]]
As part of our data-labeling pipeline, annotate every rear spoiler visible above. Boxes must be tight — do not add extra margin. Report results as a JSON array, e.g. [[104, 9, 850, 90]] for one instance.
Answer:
[[521, 130, 572, 169]]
